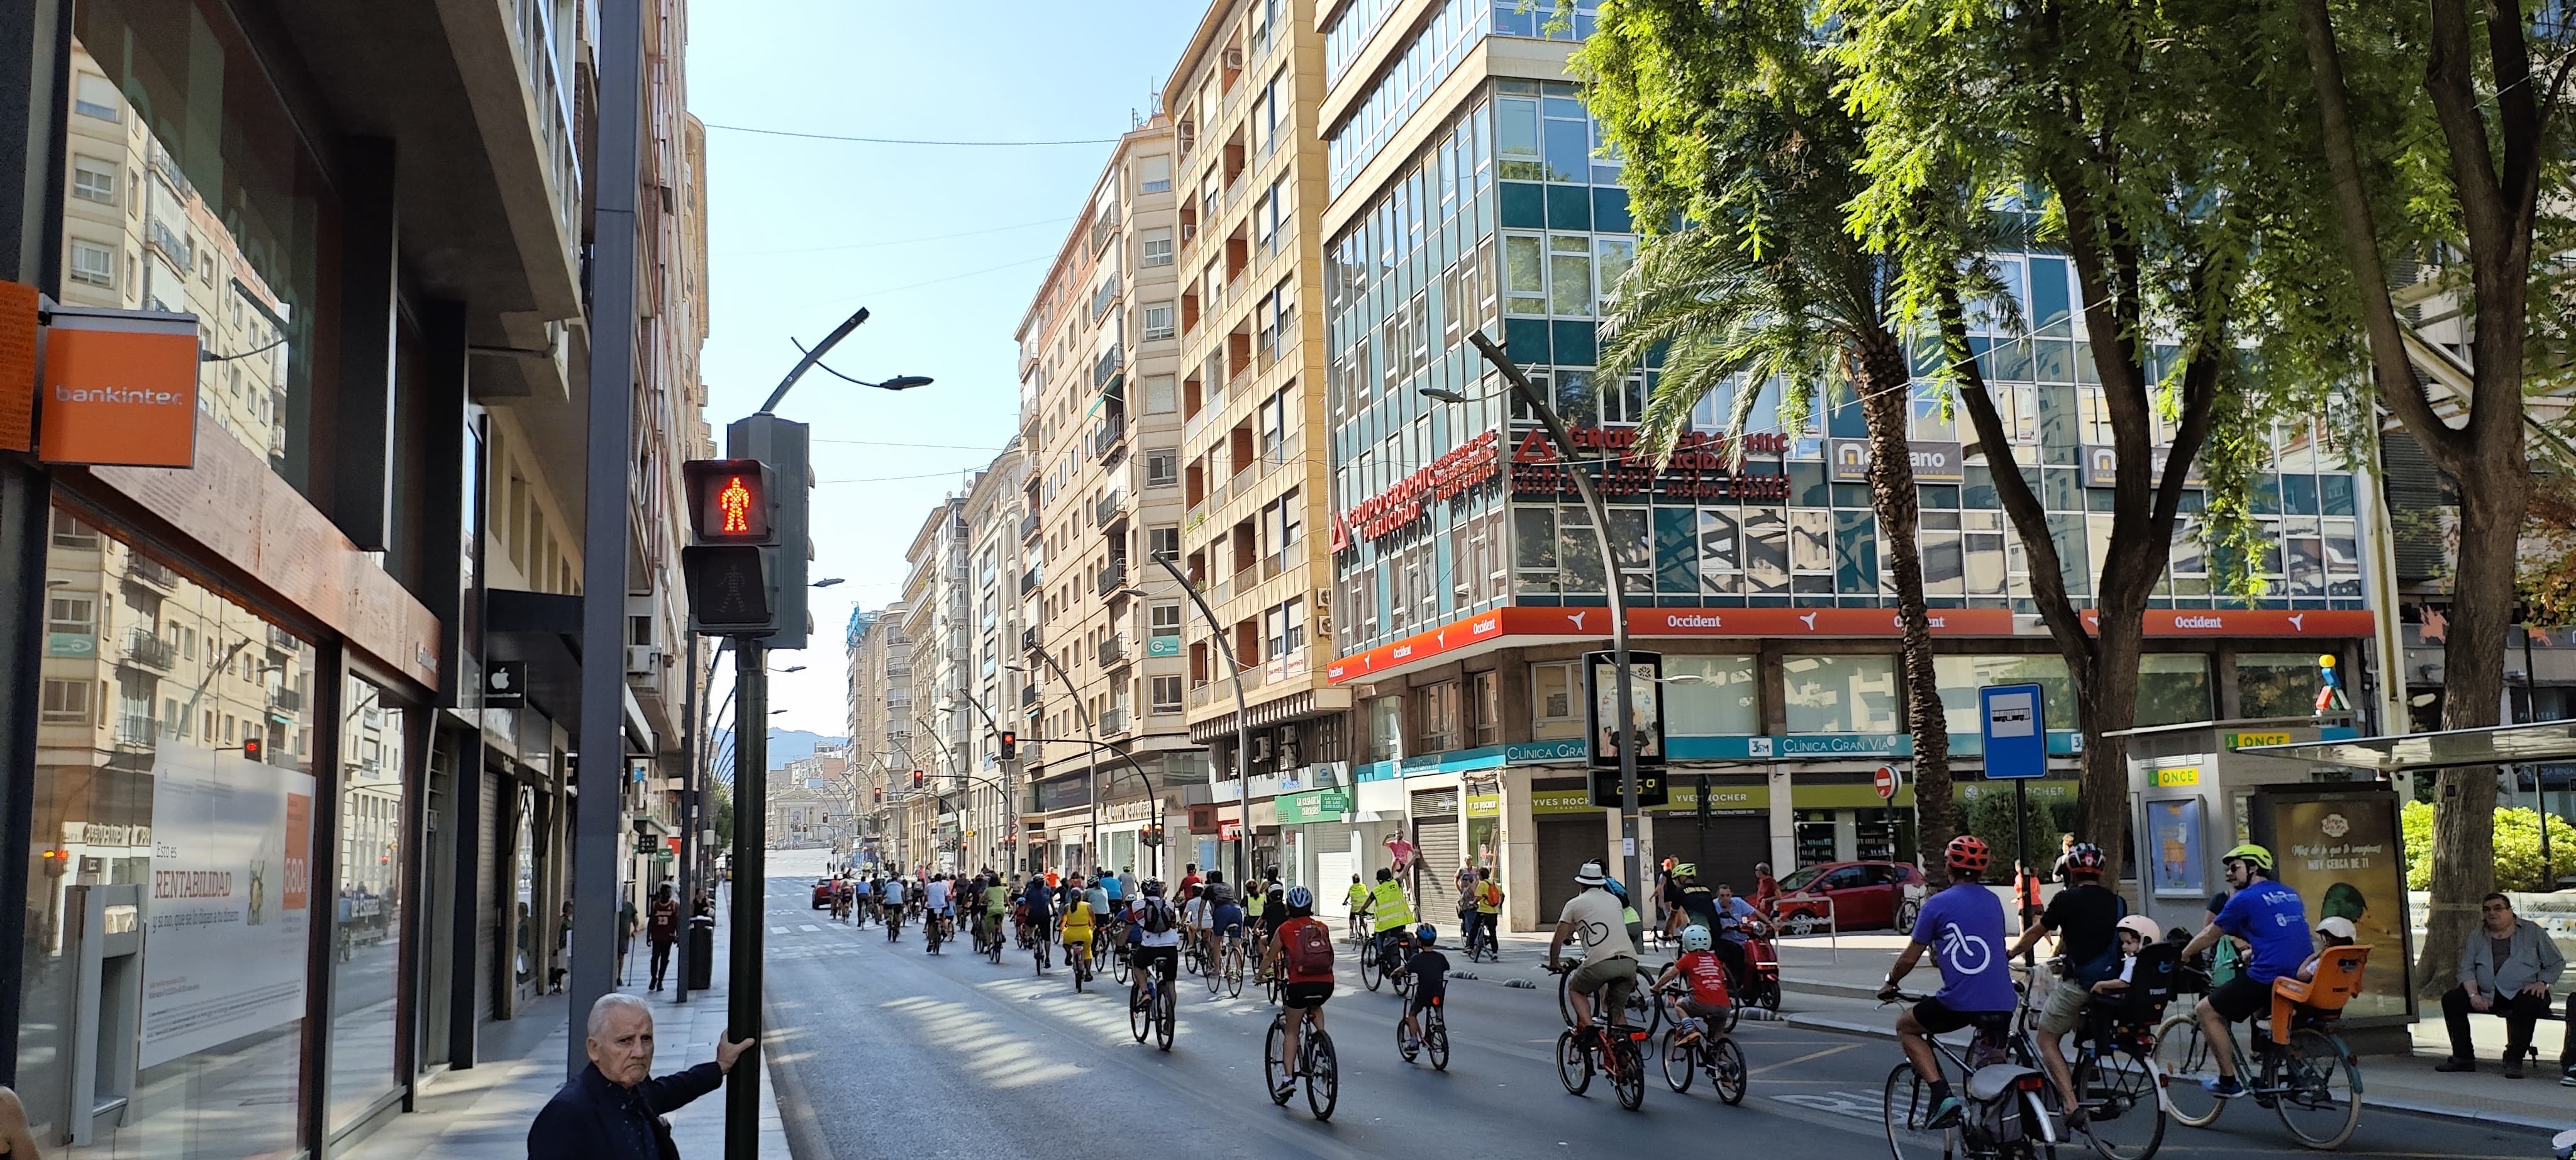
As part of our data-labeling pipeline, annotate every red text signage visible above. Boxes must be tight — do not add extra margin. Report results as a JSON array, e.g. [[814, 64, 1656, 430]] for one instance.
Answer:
[[1508, 428, 1792, 502], [1331, 429, 1499, 552]]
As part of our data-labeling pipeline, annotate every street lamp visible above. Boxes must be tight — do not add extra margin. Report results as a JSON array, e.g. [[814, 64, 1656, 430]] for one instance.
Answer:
[[1127, 558, 1249, 890], [812, 577, 847, 589], [1424, 329, 1648, 906], [1008, 653, 1104, 873]]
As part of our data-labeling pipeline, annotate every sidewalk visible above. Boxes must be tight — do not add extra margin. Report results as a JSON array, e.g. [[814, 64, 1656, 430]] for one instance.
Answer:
[[1458, 928, 2573, 1130], [344, 906, 789, 1160]]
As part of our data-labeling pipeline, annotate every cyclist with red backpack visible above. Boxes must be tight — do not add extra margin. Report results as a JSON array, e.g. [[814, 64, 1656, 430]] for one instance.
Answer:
[[1267, 887, 1336, 1102]]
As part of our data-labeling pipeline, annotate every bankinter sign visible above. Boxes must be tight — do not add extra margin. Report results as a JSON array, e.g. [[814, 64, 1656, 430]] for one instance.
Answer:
[[37, 307, 201, 467]]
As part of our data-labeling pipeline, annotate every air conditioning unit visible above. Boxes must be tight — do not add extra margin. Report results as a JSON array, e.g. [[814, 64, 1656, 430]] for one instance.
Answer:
[[1223, 47, 1244, 70], [625, 645, 660, 675]]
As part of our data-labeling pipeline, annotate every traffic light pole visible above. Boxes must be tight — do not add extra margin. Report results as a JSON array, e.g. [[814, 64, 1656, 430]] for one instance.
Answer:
[[1150, 554, 1248, 892], [724, 641, 766, 1160]]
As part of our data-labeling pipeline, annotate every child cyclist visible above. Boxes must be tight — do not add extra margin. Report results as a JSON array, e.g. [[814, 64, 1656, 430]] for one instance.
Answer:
[[1398, 923, 1451, 1055], [1060, 887, 1098, 982], [1657, 925, 1736, 1044]]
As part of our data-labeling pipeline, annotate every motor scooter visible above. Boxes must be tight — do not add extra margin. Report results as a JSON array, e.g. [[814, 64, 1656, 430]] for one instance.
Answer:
[[1734, 917, 1782, 1011]]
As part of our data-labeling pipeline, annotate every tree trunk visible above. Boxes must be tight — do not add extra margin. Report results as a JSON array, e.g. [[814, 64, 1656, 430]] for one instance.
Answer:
[[1854, 339, 1953, 856]]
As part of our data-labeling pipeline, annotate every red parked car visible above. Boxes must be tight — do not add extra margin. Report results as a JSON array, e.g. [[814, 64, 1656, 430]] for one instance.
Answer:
[[1770, 860, 1924, 934], [811, 878, 838, 910]]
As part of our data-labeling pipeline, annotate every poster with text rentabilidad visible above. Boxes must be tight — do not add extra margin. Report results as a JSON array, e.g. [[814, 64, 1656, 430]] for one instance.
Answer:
[[140, 743, 313, 1068]]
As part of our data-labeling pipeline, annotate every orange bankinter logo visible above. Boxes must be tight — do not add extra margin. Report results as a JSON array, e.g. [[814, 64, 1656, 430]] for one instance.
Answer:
[[719, 475, 753, 534]]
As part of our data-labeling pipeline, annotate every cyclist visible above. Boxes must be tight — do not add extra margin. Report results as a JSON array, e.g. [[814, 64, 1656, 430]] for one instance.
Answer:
[[1020, 873, 1057, 969], [1061, 884, 1097, 982], [1878, 835, 2016, 1129], [879, 875, 907, 937], [1100, 866, 1124, 910], [1398, 923, 1450, 1056], [982, 873, 1011, 950], [1082, 874, 1113, 959], [2007, 840, 2125, 1118], [2177, 844, 2309, 1098], [1548, 861, 1640, 1045], [1655, 924, 1735, 1043], [1345, 874, 1372, 942], [1208, 871, 1246, 966], [1267, 886, 1336, 1100], [1367, 867, 1416, 977], [1128, 879, 1183, 1016], [1255, 878, 1289, 975], [924, 873, 954, 949]]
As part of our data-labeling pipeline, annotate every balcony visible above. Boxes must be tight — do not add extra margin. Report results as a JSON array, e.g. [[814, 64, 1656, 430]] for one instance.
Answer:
[[1096, 561, 1128, 598], [1020, 567, 1041, 596], [1098, 635, 1128, 669], [127, 555, 179, 591], [1019, 513, 1041, 543], [1021, 627, 1038, 653], [269, 686, 304, 713], [1095, 489, 1128, 530], [122, 629, 175, 672], [1021, 684, 1038, 708], [115, 714, 157, 750], [1101, 707, 1131, 737], [1091, 416, 1128, 462], [1093, 344, 1124, 391], [1233, 562, 1260, 595]]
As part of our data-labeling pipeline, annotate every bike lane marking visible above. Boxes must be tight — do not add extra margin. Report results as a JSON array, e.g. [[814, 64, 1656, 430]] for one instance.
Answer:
[[1746, 1042, 1858, 1075]]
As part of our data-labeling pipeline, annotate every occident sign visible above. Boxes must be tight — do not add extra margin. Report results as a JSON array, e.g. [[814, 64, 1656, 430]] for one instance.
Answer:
[[1330, 429, 1500, 552]]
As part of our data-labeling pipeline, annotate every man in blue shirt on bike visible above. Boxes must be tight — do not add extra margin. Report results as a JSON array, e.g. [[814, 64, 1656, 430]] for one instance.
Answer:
[[2179, 844, 2309, 1098], [1879, 835, 2016, 1129]]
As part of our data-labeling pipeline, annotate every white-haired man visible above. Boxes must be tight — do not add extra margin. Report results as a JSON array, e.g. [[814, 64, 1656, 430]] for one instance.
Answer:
[[528, 993, 754, 1159]]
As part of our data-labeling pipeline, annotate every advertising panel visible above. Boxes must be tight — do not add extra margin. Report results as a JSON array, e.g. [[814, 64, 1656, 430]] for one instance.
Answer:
[[141, 744, 315, 1068], [2263, 791, 2409, 1022]]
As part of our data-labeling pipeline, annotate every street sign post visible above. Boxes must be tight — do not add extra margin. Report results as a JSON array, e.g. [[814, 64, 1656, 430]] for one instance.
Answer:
[[1980, 683, 2047, 873]]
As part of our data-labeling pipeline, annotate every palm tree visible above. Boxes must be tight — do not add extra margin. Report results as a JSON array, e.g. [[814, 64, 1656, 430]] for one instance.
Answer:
[[1581, 0, 1958, 849]]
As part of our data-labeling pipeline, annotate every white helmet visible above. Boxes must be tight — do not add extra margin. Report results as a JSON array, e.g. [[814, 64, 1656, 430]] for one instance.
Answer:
[[1680, 925, 1713, 952], [2115, 915, 2162, 942]]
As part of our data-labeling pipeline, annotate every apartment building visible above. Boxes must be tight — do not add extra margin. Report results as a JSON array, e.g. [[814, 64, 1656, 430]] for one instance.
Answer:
[[7, 0, 713, 1151], [846, 603, 912, 869], [896, 497, 973, 871], [1287, 0, 2396, 930], [958, 448, 1030, 870], [1014, 121, 1209, 879], [1163, 0, 1350, 881]]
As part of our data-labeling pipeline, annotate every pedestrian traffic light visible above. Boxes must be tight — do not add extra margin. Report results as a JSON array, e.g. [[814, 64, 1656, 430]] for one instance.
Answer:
[[998, 730, 1016, 761], [683, 457, 779, 634], [723, 414, 814, 648], [911, 769, 924, 789], [872, 786, 882, 804], [242, 737, 263, 764]]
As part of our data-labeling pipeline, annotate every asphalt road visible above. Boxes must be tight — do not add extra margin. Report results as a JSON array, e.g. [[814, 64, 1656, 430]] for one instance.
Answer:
[[751, 861, 2558, 1160]]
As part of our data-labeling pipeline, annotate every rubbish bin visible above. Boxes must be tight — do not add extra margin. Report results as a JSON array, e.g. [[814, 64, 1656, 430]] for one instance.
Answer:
[[686, 916, 715, 991]]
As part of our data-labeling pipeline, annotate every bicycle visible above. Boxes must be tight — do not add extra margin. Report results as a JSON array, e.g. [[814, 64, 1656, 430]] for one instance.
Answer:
[[1880, 990, 2058, 1160], [1214, 929, 1246, 999], [1031, 924, 1052, 975], [2151, 951, 2367, 1151], [884, 905, 903, 943], [1360, 929, 1416, 993], [1067, 938, 1092, 991], [1265, 1011, 1339, 1120], [1546, 961, 1649, 1110], [1656, 983, 1747, 1105], [1397, 992, 1450, 1071], [924, 912, 946, 955], [984, 914, 1006, 963], [1131, 955, 1177, 1051], [1463, 915, 1499, 963], [1553, 952, 1665, 1037], [1346, 910, 1369, 950]]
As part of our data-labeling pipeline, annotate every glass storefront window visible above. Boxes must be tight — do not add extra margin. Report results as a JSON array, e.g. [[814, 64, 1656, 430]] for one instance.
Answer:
[[20, 509, 318, 1157], [329, 676, 408, 1132], [1782, 654, 1900, 733], [1665, 654, 1758, 735], [1530, 661, 1581, 739], [2235, 653, 2323, 719], [65, 0, 343, 501], [2138, 654, 2214, 726], [1935, 655, 2077, 733]]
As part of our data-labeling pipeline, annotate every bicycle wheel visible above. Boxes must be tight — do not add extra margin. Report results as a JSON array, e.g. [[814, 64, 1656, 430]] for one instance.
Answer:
[[1035, 939, 1049, 976], [1394, 960, 1414, 999], [2272, 1027, 2360, 1150], [2150, 1014, 2224, 1129], [1306, 1032, 1339, 1121], [1557, 971, 1575, 1026], [1110, 945, 1129, 983], [1884, 1062, 1954, 1160], [1611, 1033, 1647, 1111], [1132, 983, 1153, 1043], [1155, 984, 1175, 1051], [1427, 1011, 1449, 1072], [1397, 1013, 1419, 1062], [1264, 1017, 1291, 1105], [1227, 949, 1245, 999], [1555, 1030, 1593, 1095], [1206, 949, 1222, 995], [1629, 966, 1664, 1035], [1072, 951, 1086, 993], [1660, 1028, 1696, 1093], [2079, 1046, 2167, 1160], [1712, 1036, 1748, 1106]]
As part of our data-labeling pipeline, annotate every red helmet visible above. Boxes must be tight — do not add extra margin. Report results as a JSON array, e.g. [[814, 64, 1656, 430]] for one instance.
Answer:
[[2063, 842, 2107, 876], [1945, 835, 1992, 876]]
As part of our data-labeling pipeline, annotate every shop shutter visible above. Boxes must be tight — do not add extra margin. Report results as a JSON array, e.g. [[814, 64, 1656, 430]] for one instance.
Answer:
[[1650, 814, 1771, 900], [478, 766, 502, 1024], [1408, 787, 1462, 906], [1319, 848, 1358, 918], [1536, 814, 1609, 922]]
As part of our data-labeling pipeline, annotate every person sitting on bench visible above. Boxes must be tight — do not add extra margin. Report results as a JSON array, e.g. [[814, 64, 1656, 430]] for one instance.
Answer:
[[2437, 893, 2572, 1082]]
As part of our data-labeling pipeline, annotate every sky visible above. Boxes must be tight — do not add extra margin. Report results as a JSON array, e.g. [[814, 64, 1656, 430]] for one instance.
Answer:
[[687, 3, 1206, 742]]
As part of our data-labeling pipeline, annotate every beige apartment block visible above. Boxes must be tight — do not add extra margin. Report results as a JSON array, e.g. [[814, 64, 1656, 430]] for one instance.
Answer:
[[1013, 120, 1205, 878], [1165, 0, 1350, 846]]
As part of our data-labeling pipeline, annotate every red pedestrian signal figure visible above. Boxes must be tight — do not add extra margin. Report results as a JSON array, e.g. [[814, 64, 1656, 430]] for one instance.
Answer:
[[242, 738, 264, 764], [718, 475, 753, 535]]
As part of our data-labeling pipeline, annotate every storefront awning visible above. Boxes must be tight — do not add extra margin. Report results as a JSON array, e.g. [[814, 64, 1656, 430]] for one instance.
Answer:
[[2237, 719, 2576, 773]]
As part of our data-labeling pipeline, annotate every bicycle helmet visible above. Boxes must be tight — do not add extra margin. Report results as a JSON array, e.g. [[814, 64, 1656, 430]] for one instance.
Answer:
[[2221, 843, 2273, 873], [1416, 923, 1438, 945], [1680, 925, 1713, 952], [1285, 886, 1313, 909], [2115, 915, 2162, 942], [1945, 834, 1992, 876], [1141, 878, 1166, 896], [1672, 862, 1699, 879], [2062, 842, 2107, 876]]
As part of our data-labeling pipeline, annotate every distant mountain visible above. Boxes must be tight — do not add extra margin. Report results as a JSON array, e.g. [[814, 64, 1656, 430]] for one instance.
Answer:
[[709, 728, 848, 783]]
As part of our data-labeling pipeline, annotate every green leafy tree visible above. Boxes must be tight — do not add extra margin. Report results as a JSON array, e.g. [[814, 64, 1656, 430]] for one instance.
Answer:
[[2268, 0, 2574, 998], [1827, 0, 2333, 861], [713, 781, 735, 852], [2402, 801, 2576, 892], [1575, 0, 1958, 847]]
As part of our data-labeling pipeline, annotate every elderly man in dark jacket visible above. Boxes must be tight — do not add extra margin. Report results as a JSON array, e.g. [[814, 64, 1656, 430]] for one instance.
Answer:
[[528, 993, 754, 1159]]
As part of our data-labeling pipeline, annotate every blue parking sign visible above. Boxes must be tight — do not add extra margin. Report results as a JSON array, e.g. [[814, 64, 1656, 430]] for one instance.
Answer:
[[1980, 683, 2047, 780]]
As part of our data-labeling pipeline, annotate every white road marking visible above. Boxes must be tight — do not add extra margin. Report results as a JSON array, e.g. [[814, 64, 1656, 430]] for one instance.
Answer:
[[771, 926, 791, 934], [799, 924, 821, 932], [1770, 1090, 1888, 1122]]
